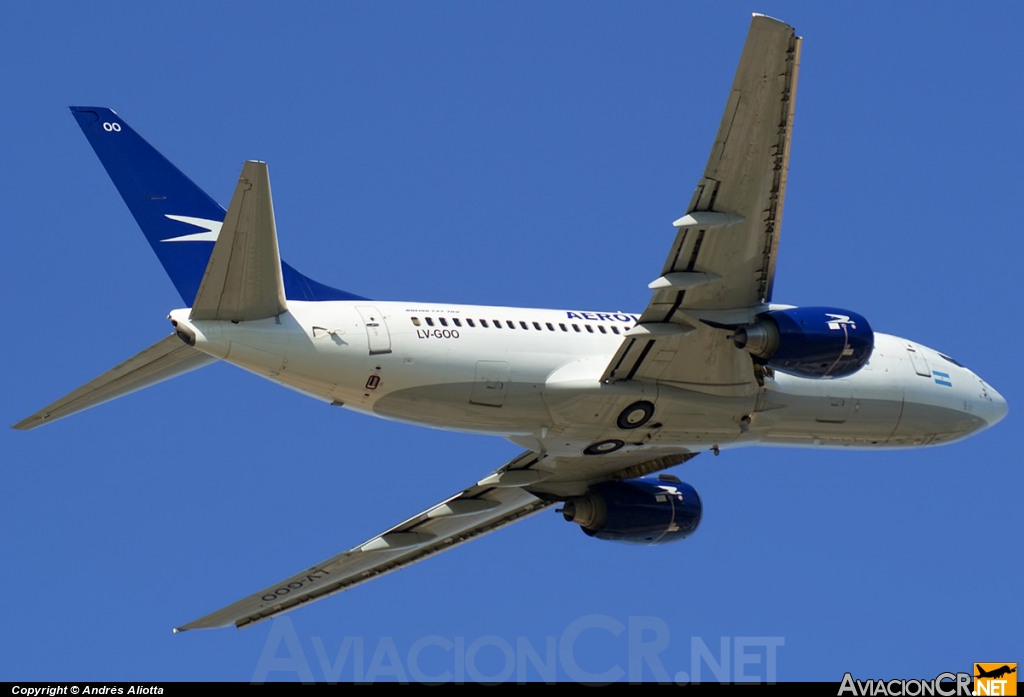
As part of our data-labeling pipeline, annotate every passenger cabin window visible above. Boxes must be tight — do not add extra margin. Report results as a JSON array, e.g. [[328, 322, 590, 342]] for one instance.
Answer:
[[598, 325, 607, 334], [585, 325, 594, 333], [611, 326, 620, 334], [572, 324, 581, 332], [481, 319, 489, 328], [559, 323, 567, 331], [467, 318, 476, 328], [533, 322, 542, 330], [439, 317, 448, 327], [411, 317, 421, 327], [453, 318, 462, 327], [507, 321, 516, 329], [494, 320, 502, 328], [425, 317, 435, 327], [520, 321, 529, 330], [546, 323, 554, 331]]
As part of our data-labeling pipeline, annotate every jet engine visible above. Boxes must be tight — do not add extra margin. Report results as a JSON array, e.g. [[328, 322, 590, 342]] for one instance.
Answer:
[[731, 306, 874, 379], [561, 474, 702, 544]]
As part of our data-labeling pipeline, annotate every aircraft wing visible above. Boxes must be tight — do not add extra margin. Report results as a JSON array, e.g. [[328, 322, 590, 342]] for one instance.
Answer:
[[177, 449, 694, 631], [602, 15, 800, 395]]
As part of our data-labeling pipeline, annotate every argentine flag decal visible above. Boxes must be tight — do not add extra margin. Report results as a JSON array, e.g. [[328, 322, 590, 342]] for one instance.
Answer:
[[933, 371, 952, 387]]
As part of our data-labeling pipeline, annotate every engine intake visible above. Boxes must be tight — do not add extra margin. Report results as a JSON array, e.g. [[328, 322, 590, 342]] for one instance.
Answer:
[[732, 306, 873, 379], [562, 474, 702, 544]]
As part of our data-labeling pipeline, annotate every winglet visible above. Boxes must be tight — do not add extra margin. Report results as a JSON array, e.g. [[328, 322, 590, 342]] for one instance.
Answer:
[[190, 161, 288, 322]]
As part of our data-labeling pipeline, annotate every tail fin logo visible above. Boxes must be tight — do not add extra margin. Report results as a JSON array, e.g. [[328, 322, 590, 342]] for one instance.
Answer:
[[161, 215, 222, 243]]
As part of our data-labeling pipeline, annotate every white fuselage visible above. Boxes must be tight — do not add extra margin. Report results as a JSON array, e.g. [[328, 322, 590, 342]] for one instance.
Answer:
[[170, 301, 1006, 460]]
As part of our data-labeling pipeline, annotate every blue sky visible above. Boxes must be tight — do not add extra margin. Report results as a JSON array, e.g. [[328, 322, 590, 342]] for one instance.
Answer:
[[2, 1, 1021, 682]]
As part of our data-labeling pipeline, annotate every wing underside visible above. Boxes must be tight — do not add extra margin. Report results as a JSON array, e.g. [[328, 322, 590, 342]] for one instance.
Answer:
[[679, 15, 800, 310], [177, 451, 552, 631], [177, 450, 695, 631], [602, 15, 800, 393]]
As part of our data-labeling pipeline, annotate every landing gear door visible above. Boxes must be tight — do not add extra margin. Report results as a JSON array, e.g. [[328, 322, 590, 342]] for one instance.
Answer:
[[357, 306, 392, 355]]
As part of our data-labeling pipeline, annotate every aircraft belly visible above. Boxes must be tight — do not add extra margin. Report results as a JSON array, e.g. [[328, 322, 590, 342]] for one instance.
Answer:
[[754, 393, 905, 447], [751, 364, 905, 446], [538, 377, 756, 456], [647, 389, 756, 447], [365, 325, 561, 432], [373, 381, 547, 434], [887, 402, 986, 447]]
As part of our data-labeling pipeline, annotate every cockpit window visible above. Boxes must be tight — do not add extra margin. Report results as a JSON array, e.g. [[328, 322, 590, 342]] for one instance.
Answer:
[[939, 353, 964, 368]]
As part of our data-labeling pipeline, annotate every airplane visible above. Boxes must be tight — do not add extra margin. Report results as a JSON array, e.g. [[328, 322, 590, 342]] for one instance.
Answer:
[[975, 665, 1016, 680], [13, 15, 1007, 632]]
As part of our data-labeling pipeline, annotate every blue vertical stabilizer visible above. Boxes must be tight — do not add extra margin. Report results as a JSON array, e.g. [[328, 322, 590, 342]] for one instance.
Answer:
[[69, 107, 365, 305]]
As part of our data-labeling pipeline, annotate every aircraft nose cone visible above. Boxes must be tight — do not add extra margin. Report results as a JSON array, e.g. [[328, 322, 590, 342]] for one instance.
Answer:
[[985, 384, 1009, 427]]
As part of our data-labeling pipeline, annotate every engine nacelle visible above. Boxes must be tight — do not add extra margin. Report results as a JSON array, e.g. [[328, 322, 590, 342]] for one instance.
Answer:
[[561, 474, 702, 544], [731, 306, 874, 379]]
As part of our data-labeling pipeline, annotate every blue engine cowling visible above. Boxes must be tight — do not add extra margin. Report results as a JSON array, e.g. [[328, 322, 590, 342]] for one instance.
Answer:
[[561, 474, 702, 544], [731, 306, 874, 379]]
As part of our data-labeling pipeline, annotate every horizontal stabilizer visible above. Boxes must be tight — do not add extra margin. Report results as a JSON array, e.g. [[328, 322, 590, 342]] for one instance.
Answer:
[[190, 161, 288, 322], [12, 335, 216, 431]]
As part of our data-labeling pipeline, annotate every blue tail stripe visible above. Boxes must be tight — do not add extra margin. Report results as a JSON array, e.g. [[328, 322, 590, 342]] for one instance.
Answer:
[[69, 106, 365, 305], [281, 261, 365, 302]]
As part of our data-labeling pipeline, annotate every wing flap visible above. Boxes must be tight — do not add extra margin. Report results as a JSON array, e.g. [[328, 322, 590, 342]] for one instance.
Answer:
[[12, 335, 216, 431], [600, 325, 758, 398], [189, 161, 288, 322]]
